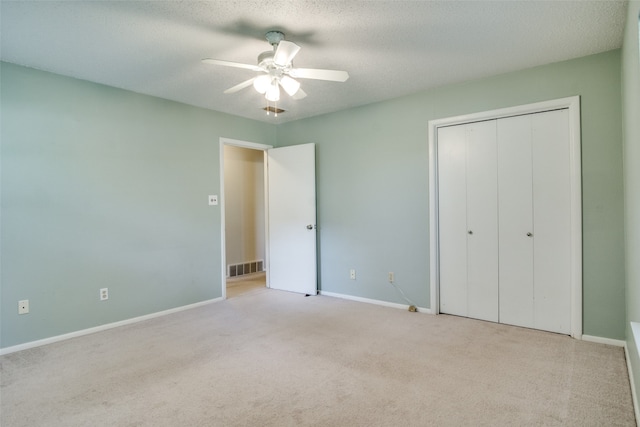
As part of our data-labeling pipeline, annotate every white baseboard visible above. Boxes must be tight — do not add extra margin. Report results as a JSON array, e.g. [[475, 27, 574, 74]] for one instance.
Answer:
[[581, 334, 626, 347], [624, 343, 640, 426], [319, 291, 432, 314], [0, 297, 223, 356], [629, 322, 640, 425]]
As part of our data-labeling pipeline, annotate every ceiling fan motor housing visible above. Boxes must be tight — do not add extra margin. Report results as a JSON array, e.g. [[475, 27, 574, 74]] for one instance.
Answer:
[[257, 50, 288, 82], [258, 50, 275, 66], [265, 30, 285, 46]]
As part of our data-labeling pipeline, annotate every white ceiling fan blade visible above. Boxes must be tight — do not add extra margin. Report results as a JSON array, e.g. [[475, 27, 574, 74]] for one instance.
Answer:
[[273, 40, 301, 67], [202, 58, 263, 72], [289, 68, 349, 82], [224, 78, 256, 94], [292, 88, 307, 100]]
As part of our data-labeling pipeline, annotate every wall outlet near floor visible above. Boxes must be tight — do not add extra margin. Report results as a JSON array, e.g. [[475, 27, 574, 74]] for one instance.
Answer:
[[18, 300, 29, 314], [388, 272, 394, 283], [100, 288, 109, 301], [350, 269, 356, 280]]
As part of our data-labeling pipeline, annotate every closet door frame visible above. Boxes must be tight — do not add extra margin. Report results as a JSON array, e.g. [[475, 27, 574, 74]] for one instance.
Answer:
[[428, 96, 582, 339]]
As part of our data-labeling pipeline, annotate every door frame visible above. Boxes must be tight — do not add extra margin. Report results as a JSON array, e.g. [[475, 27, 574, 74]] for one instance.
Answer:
[[428, 96, 582, 338], [219, 137, 273, 299]]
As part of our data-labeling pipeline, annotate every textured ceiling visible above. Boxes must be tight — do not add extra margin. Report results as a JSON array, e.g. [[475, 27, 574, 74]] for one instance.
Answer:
[[0, 1, 628, 124]]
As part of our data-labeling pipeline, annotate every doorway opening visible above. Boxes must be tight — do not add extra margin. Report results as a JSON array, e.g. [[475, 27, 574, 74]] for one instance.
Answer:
[[220, 138, 272, 299]]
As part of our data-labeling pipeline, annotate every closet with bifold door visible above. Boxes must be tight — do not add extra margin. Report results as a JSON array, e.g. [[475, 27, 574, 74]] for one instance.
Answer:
[[437, 108, 572, 335]]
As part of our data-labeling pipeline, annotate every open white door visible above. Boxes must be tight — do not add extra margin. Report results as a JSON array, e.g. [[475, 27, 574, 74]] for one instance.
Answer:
[[267, 143, 317, 295]]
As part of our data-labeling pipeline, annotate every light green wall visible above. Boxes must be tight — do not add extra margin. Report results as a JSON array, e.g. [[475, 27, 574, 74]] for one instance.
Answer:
[[278, 49, 625, 339], [622, 0, 640, 407], [0, 62, 276, 348], [1, 46, 628, 349]]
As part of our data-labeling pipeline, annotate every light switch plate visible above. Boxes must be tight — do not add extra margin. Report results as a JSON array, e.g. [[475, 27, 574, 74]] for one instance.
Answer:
[[208, 195, 218, 206], [18, 299, 29, 314]]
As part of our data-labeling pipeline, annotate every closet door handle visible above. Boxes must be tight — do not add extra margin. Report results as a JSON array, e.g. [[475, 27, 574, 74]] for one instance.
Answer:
[[527, 232, 533, 237], [468, 230, 473, 235]]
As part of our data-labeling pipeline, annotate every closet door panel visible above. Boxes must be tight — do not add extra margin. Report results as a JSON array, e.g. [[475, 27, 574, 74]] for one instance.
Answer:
[[438, 125, 468, 317], [466, 121, 499, 322], [532, 110, 572, 334], [498, 115, 534, 328]]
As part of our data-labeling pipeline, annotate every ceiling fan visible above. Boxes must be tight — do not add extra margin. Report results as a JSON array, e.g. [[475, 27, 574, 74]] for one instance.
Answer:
[[202, 31, 349, 103]]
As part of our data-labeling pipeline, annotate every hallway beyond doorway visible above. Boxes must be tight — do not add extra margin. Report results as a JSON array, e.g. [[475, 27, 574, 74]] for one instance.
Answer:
[[226, 272, 267, 298]]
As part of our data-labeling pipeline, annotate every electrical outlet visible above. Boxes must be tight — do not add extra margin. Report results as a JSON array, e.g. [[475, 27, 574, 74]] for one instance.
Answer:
[[208, 195, 218, 206], [350, 269, 356, 280], [18, 300, 29, 314], [100, 288, 109, 301], [388, 272, 394, 283]]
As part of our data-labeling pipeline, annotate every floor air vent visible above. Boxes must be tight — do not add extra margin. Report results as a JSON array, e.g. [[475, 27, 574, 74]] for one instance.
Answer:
[[228, 260, 264, 278]]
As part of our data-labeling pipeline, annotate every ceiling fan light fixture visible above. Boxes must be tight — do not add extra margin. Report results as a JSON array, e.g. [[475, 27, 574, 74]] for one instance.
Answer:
[[203, 29, 349, 110], [280, 76, 301, 96], [253, 74, 271, 94], [265, 82, 280, 102]]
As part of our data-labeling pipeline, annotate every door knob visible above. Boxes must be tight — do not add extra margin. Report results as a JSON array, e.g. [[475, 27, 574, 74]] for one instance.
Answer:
[[306, 224, 314, 230], [468, 230, 473, 235], [527, 232, 533, 237]]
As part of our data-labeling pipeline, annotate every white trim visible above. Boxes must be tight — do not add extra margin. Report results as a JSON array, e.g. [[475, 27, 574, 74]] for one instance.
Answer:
[[625, 343, 640, 424], [624, 342, 640, 425], [219, 137, 273, 299], [0, 298, 223, 356], [428, 123, 440, 316], [629, 322, 640, 425], [428, 96, 583, 338], [220, 137, 273, 151], [263, 150, 271, 291], [567, 100, 583, 340], [581, 334, 626, 347], [320, 291, 432, 314]]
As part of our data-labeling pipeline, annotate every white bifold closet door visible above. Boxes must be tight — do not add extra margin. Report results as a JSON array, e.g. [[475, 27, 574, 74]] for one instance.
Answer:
[[438, 120, 499, 322], [531, 110, 572, 334], [438, 109, 571, 335], [498, 110, 572, 334], [496, 114, 535, 329]]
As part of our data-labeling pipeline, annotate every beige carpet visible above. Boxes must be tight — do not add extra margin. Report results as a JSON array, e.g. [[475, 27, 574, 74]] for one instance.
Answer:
[[226, 272, 267, 298], [1, 289, 636, 426]]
